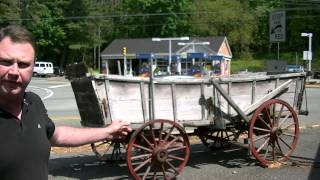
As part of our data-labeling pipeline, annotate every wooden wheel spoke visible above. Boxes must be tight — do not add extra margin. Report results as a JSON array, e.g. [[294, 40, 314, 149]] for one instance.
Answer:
[[133, 143, 153, 152], [142, 165, 152, 180], [168, 145, 186, 152], [278, 136, 293, 150], [140, 133, 154, 148], [254, 133, 270, 142], [149, 124, 157, 147], [276, 104, 285, 122], [257, 137, 270, 153], [168, 154, 185, 161], [166, 160, 179, 174], [275, 139, 284, 156], [131, 153, 152, 161], [163, 126, 175, 142], [281, 132, 295, 137], [134, 158, 152, 172], [263, 107, 273, 127], [253, 126, 271, 133], [263, 144, 270, 159], [159, 122, 164, 142], [278, 114, 290, 128], [280, 122, 295, 130], [272, 103, 277, 123], [257, 115, 272, 130], [272, 143, 276, 161], [166, 136, 181, 148], [160, 164, 166, 178]]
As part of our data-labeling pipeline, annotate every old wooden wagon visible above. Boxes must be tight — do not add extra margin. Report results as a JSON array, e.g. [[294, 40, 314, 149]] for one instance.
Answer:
[[70, 68, 308, 179]]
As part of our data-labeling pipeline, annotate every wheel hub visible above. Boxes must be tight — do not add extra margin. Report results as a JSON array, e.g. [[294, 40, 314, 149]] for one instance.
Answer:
[[153, 147, 168, 163], [270, 127, 282, 140]]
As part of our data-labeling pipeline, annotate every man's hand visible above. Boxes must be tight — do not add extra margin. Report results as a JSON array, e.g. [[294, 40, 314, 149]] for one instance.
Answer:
[[105, 120, 132, 140]]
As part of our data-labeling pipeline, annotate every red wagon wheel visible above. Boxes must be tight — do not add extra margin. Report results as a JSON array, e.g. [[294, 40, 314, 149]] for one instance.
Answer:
[[196, 127, 240, 150], [127, 119, 190, 180], [91, 140, 127, 161], [249, 99, 299, 167]]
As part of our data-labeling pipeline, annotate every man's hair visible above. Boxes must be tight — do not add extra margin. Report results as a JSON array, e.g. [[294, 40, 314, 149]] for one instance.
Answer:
[[0, 25, 36, 52]]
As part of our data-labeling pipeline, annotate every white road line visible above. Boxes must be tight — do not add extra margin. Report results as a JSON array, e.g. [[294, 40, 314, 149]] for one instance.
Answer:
[[48, 83, 70, 89], [28, 85, 54, 100]]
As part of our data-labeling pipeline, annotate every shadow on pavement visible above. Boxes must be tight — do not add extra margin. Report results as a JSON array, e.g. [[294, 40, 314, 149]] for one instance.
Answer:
[[49, 143, 257, 179], [49, 154, 131, 180], [308, 143, 320, 180]]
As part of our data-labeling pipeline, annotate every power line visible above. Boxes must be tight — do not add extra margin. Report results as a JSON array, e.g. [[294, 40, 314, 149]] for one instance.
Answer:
[[2, 8, 319, 23]]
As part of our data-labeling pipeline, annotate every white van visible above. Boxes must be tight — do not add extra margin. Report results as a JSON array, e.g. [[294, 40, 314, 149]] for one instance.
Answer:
[[33, 61, 54, 77]]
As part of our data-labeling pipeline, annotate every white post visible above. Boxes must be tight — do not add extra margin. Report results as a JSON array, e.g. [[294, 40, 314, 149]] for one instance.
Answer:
[[129, 59, 132, 76], [301, 33, 313, 72], [152, 37, 189, 75], [168, 40, 172, 74], [123, 55, 127, 76], [192, 43, 195, 65], [308, 34, 312, 72]]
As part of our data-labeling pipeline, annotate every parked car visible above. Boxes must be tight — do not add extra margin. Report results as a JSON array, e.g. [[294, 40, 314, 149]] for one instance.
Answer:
[[33, 61, 54, 77], [287, 65, 304, 73], [53, 66, 64, 76]]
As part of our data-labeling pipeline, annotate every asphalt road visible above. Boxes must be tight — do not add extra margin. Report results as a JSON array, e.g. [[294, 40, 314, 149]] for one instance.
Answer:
[[48, 128, 320, 180], [26, 77, 320, 180]]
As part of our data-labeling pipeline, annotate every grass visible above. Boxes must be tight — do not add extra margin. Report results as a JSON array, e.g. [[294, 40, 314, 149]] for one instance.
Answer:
[[231, 54, 320, 74], [231, 59, 266, 74]]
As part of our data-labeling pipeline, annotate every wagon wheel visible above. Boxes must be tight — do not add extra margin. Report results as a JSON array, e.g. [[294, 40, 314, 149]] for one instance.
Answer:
[[91, 140, 127, 161], [127, 119, 190, 180], [249, 99, 299, 167], [196, 127, 240, 150]]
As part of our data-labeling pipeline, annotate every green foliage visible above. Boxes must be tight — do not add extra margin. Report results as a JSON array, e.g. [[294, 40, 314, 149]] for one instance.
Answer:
[[190, 0, 258, 57], [23, 0, 66, 64], [0, 0, 20, 26], [119, 0, 192, 37], [231, 59, 266, 73], [0, 0, 319, 72]]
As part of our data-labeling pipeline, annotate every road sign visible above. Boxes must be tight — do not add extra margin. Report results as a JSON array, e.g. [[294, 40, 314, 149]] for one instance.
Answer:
[[269, 11, 286, 42]]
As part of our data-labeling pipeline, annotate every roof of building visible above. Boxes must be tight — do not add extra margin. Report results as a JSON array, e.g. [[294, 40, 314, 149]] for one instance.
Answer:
[[101, 36, 231, 59]]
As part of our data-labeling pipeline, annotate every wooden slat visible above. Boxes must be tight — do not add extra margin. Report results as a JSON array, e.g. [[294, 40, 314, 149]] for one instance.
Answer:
[[200, 83, 205, 121], [171, 83, 177, 122], [227, 81, 231, 119], [104, 79, 112, 123], [140, 82, 147, 123], [243, 79, 293, 116], [211, 80, 250, 122], [251, 80, 256, 104]]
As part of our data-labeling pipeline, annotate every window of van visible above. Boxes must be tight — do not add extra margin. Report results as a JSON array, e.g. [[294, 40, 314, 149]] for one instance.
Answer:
[[40, 64, 45, 67]]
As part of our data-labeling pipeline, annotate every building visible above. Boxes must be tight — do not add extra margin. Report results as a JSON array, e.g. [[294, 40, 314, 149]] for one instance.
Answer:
[[101, 36, 232, 76]]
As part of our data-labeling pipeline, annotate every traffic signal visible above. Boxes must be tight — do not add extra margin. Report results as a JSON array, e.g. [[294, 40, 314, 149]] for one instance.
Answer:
[[122, 47, 127, 55]]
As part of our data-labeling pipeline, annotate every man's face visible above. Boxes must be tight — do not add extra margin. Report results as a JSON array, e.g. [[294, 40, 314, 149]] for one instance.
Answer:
[[0, 37, 35, 100]]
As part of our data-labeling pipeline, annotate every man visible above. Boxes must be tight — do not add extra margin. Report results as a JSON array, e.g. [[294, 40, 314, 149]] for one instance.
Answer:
[[0, 25, 132, 180]]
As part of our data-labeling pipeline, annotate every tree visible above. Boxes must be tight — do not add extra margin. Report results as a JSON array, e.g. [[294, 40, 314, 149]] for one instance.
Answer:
[[0, 0, 20, 26], [22, 0, 66, 66], [118, 0, 193, 37], [189, 0, 258, 58]]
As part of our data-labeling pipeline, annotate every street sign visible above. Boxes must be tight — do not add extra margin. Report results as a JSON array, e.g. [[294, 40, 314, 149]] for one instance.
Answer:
[[303, 51, 312, 61], [269, 11, 286, 42]]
